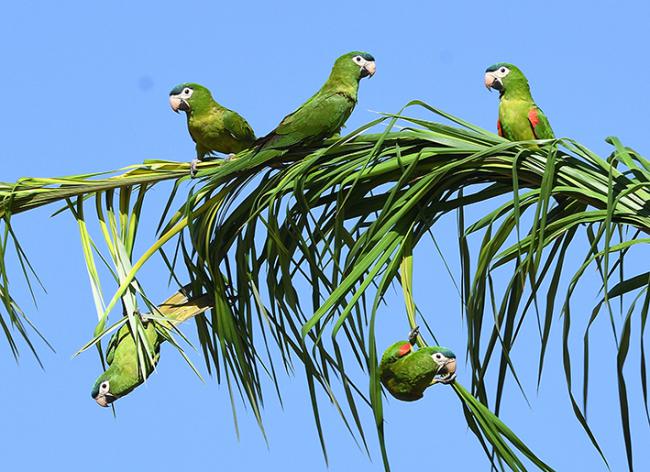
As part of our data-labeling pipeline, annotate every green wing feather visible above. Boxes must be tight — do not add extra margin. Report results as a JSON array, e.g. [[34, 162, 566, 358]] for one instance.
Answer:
[[379, 348, 439, 401], [379, 341, 411, 368], [258, 92, 355, 150], [105, 328, 122, 366], [223, 109, 255, 144]]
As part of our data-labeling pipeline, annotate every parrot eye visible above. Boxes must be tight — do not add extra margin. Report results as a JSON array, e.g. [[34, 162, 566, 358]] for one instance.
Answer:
[[353, 56, 362, 63], [100, 381, 109, 392], [496, 66, 510, 78], [434, 353, 443, 360], [183, 88, 193, 96]]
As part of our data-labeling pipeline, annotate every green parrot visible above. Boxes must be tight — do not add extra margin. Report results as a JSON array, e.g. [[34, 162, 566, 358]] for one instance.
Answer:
[[91, 288, 211, 407], [379, 328, 457, 402], [169, 83, 256, 176], [249, 51, 375, 167], [91, 319, 160, 407], [484, 63, 554, 143], [485, 63, 572, 207]]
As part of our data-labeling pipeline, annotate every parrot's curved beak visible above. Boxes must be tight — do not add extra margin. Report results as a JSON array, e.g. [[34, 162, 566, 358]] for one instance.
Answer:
[[440, 358, 457, 377], [430, 356, 457, 385], [484, 72, 502, 91], [361, 60, 376, 78], [94, 393, 117, 407], [169, 95, 189, 113]]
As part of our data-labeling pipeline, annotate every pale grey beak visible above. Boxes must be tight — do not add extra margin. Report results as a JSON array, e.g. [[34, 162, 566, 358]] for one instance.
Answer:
[[169, 95, 189, 113], [440, 358, 457, 377], [363, 60, 376, 77], [94, 393, 116, 407], [169, 95, 182, 113], [484, 72, 500, 90]]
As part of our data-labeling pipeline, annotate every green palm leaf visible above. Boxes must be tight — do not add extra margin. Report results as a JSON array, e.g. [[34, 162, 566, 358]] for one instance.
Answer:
[[1, 102, 649, 470]]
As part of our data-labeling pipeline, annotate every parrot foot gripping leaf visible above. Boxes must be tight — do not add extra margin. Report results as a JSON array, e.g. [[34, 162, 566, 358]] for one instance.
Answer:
[[190, 158, 201, 178], [189, 153, 237, 177], [379, 337, 457, 401], [430, 369, 457, 385], [407, 325, 420, 345]]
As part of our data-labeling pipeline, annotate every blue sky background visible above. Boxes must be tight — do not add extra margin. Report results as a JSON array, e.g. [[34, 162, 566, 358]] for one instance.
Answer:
[[1, 1, 649, 470]]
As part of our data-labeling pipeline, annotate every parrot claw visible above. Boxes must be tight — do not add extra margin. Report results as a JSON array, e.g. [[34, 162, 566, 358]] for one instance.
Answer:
[[439, 372, 456, 384], [430, 372, 456, 386], [190, 158, 201, 178], [408, 326, 420, 345]]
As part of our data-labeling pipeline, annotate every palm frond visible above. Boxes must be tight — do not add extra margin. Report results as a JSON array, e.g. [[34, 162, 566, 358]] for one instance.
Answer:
[[1, 102, 649, 469]]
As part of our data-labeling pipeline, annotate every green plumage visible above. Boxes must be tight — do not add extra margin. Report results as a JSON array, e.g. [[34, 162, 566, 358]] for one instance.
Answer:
[[485, 63, 554, 143], [169, 83, 255, 159], [379, 341, 456, 401], [91, 289, 211, 406], [90, 320, 160, 405], [250, 51, 375, 166]]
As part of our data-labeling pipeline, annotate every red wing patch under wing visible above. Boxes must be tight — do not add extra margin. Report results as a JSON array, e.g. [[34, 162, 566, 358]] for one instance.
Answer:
[[528, 108, 540, 138], [398, 343, 412, 357], [497, 119, 503, 137]]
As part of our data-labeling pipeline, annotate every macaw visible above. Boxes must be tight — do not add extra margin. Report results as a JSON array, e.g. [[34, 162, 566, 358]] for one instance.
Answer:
[[484, 63, 554, 143], [91, 288, 211, 407], [91, 319, 160, 407], [169, 83, 256, 176], [249, 51, 375, 168], [379, 328, 456, 401]]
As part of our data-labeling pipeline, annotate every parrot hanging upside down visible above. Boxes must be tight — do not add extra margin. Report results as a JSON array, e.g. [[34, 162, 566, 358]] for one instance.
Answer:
[[91, 318, 160, 407], [484, 63, 554, 143], [91, 288, 212, 407], [248, 51, 376, 168], [379, 327, 457, 402], [169, 83, 256, 176]]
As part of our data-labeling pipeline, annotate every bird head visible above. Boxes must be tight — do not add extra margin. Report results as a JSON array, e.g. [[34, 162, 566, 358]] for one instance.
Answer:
[[91, 323, 159, 407], [333, 51, 377, 80], [91, 357, 157, 407], [91, 368, 121, 407], [423, 346, 457, 379], [169, 83, 211, 113], [484, 63, 529, 96]]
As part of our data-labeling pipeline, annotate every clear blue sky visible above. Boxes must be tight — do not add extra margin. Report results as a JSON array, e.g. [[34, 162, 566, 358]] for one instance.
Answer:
[[1, 1, 649, 470]]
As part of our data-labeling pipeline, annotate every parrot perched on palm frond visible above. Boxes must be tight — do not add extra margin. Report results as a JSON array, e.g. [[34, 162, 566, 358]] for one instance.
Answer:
[[485, 63, 572, 208], [484, 63, 554, 143], [379, 327, 457, 402], [91, 319, 160, 407], [91, 288, 211, 407], [169, 83, 256, 176], [248, 51, 375, 168]]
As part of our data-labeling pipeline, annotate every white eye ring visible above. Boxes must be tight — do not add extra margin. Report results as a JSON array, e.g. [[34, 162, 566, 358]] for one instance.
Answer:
[[354, 56, 362, 63], [183, 88, 192, 96], [100, 381, 110, 393], [496, 66, 510, 78], [434, 353, 443, 360]]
